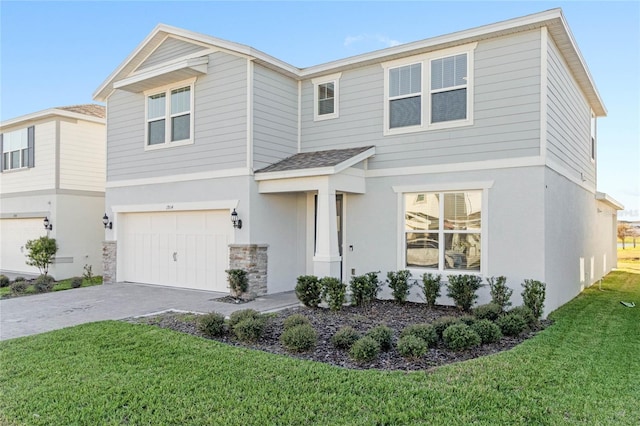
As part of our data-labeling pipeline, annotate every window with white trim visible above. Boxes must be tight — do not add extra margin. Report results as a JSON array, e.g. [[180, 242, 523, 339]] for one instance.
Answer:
[[430, 54, 467, 123], [404, 190, 482, 271], [145, 80, 194, 148], [389, 63, 422, 129], [1, 127, 34, 171], [312, 73, 341, 121]]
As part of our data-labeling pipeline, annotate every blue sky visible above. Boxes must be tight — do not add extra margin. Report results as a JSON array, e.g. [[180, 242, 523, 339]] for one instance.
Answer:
[[1, 1, 638, 219]]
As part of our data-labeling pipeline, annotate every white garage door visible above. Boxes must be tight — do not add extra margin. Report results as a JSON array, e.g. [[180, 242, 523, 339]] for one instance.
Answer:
[[0, 218, 45, 274], [120, 210, 231, 292]]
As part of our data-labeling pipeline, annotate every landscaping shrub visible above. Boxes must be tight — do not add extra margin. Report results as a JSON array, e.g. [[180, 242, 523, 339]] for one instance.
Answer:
[[331, 326, 360, 350], [321, 277, 347, 311], [419, 272, 442, 307], [25, 236, 57, 276], [386, 270, 413, 303], [226, 269, 248, 299], [82, 264, 95, 285], [432, 316, 462, 339], [522, 279, 546, 320], [14, 276, 26, 283], [486, 275, 513, 311], [442, 323, 481, 351], [508, 306, 536, 327], [70, 276, 83, 289], [228, 309, 261, 328], [349, 271, 381, 306], [473, 303, 502, 321], [233, 317, 267, 342], [0, 275, 9, 288], [281, 324, 317, 352], [198, 312, 226, 337], [471, 319, 503, 344], [10, 280, 28, 295], [349, 336, 380, 363], [366, 325, 393, 351], [396, 335, 429, 359], [400, 324, 438, 348], [33, 274, 54, 293], [283, 313, 311, 331], [459, 315, 477, 326], [295, 275, 322, 308], [496, 312, 528, 336], [446, 274, 483, 311]]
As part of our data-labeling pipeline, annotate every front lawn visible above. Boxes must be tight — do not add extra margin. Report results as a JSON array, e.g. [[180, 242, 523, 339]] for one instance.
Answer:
[[1, 271, 638, 425]]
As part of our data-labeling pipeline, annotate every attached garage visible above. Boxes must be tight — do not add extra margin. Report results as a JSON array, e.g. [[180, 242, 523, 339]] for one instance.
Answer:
[[119, 210, 232, 291], [0, 218, 45, 274]]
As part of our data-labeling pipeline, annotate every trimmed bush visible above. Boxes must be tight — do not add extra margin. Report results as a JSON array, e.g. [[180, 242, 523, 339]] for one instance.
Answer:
[[496, 312, 528, 336], [400, 324, 437, 348], [283, 314, 311, 331], [349, 336, 380, 363], [432, 316, 462, 339], [458, 315, 477, 326], [233, 317, 267, 342], [349, 271, 381, 307], [25, 236, 57, 276], [442, 323, 481, 351], [226, 269, 248, 299], [281, 324, 317, 353], [366, 325, 393, 351], [295, 275, 322, 308], [487, 275, 513, 310], [10, 280, 28, 295], [473, 303, 502, 321], [14, 276, 27, 283], [70, 276, 83, 289], [397, 335, 429, 359], [386, 270, 413, 303], [321, 277, 347, 311], [228, 309, 261, 328], [0, 275, 9, 288], [33, 274, 54, 293], [420, 272, 442, 307], [522, 279, 546, 320], [446, 274, 483, 311], [198, 312, 226, 337], [331, 326, 360, 350], [471, 319, 503, 344], [508, 305, 536, 327]]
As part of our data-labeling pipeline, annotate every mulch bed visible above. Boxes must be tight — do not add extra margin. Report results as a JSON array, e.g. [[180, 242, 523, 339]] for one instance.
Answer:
[[129, 300, 549, 371]]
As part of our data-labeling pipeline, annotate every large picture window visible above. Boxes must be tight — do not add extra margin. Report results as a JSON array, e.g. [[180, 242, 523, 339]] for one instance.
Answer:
[[405, 190, 482, 271], [145, 80, 193, 148]]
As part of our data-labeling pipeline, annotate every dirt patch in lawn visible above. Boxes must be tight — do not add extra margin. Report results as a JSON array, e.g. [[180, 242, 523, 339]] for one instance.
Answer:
[[128, 300, 549, 371]]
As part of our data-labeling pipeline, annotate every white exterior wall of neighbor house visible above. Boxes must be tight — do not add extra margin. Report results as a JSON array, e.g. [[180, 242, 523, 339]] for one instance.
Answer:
[[59, 119, 106, 192]]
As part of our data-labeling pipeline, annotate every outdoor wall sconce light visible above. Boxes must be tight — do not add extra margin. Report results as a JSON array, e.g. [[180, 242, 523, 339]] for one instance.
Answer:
[[231, 209, 242, 229], [102, 213, 113, 229], [43, 217, 53, 230]]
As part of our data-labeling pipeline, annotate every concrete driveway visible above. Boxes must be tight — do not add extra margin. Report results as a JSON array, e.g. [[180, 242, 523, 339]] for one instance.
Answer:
[[0, 283, 299, 341]]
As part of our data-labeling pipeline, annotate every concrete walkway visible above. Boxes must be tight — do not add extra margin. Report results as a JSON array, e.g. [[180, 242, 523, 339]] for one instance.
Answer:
[[0, 283, 300, 341]]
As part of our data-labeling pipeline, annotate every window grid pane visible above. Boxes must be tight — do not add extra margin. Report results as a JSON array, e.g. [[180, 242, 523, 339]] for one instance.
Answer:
[[390, 63, 421, 97], [148, 93, 166, 120], [432, 88, 466, 123], [171, 114, 190, 141], [390, 96, 421, 128], [171, 87, 190, 115], [148, 119, 165, 145]]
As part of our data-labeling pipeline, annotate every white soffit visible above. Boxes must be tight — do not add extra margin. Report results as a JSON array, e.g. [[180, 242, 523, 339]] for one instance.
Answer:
[[113, 57, 208, 93]]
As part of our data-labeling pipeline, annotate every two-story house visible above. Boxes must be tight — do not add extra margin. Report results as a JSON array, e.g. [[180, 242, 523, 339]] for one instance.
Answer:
[[0, 105, 106, 279], [94, 9, 621, 316]]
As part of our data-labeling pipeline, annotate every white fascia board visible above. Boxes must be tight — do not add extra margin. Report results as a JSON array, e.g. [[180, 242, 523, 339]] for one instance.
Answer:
[[0, 109, 105, 130], [595, 192, 624, 210], [113, 57, 208, 90]]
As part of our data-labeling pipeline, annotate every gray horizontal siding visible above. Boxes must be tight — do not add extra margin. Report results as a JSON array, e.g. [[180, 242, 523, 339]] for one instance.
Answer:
[[107, 51, 247, 181], [138, 37, 207, 70], [546, 36, 595, 184], [300, 30, 542, 170], [252, 64, 299, 169]]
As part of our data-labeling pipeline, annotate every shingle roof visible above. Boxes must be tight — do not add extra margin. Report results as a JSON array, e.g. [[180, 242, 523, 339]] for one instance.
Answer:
[[255, 146, 374, 173], [56, 104, 105, 119]]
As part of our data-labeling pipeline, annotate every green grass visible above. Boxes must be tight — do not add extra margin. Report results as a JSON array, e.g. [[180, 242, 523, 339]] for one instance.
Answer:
[[1, 272, 639, 425], [0, 276, 102, 298]]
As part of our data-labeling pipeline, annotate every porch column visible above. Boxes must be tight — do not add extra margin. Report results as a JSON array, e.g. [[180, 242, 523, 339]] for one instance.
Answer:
[[313, 182, 341, 278]]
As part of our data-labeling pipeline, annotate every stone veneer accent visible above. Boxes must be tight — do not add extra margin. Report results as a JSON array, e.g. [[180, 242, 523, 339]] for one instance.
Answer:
[[102, 241, 117, 284], [228, 244, 268, 299]]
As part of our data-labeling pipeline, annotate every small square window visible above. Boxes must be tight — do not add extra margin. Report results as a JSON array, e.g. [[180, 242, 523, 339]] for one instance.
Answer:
[[312, 73, 341, 121]]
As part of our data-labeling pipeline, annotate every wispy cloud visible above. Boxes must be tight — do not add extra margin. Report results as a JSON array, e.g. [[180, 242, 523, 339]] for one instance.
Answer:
[[344, 34, 401, 49]]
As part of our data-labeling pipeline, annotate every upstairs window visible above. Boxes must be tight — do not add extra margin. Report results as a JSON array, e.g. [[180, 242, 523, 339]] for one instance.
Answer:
[[145, 79, 194, 149], [312, 73, 341, 121], [1, 127, 34, 171], [389, 63, 422, 129], [430, 54, 467, 123]]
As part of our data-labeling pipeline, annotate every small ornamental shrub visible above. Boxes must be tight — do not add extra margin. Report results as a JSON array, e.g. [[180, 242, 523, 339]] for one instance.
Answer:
[[471, 319, 503, 344], [349, 271, 381, 307], [397, 335, 429, 359], [366, 325, 393, 351], [14, 276, 27, 283], [349, 336, 380, 363], [432, 316, 462, 339], [0, 275, 9, 288], [331, 326, 360, 350], [83, 264, 95, 285], [496, 312, 528, 336], [473, 303, 502, 321], [198, 312, 226, 337], [10, 280, 28, 295], [386, 270, 413, 303], [295, 275, 322, 308], [233, 317, 267, 342], [446, 274, 483, 311], [508, 306, 536, 327], [281, 324, 318, 353], [321, 277, 347, 311], [25, 236, 57, 276], [33, 274, 55, 293], [226, 269, 248, 299], [458, 315, 477, 327], [420, 273, 442, 307], [283, 314, 311, 331], [400, 324, 438, 348], [442, 323, 481, 351], [487, 276, 513, 311], [522, 279, 546, 320], [228, 309, 261, 328], [70, 276, 83, 289]]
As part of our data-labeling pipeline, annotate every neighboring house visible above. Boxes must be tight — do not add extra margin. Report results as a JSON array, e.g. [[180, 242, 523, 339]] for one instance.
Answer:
[[93, 8, 621, 316], [0, 105, 106, 279]]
